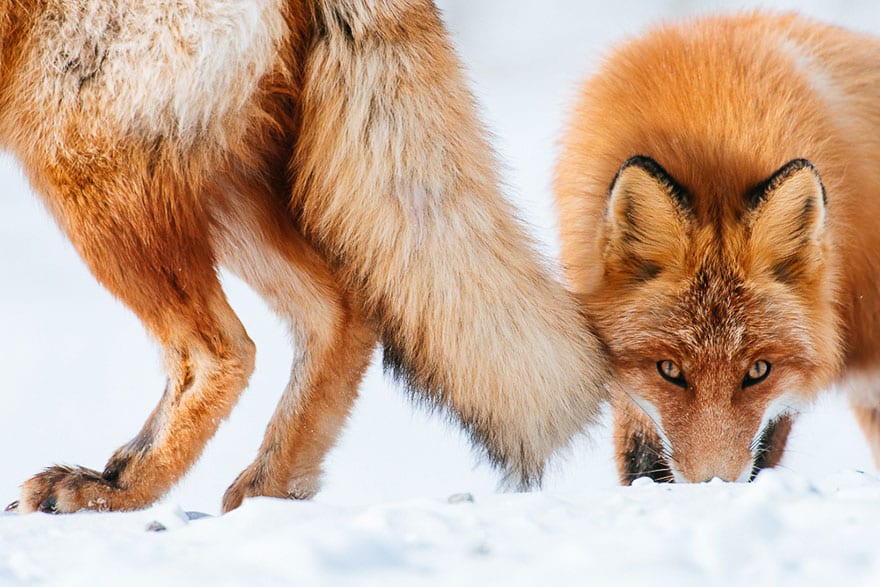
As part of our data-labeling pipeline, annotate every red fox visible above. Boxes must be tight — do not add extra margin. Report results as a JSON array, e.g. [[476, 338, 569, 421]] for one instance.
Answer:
[[556, 12, 880, 484], [1, 0, 607, 514]]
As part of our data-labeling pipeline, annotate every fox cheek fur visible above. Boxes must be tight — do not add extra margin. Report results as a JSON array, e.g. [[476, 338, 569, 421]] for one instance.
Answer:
[[0, 0, 608, 514]]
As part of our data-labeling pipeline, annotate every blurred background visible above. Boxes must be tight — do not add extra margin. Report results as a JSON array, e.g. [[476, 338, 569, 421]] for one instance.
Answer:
[[1, 0, 876, 512]]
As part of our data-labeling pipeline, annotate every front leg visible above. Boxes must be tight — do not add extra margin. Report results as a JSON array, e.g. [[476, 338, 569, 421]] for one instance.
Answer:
[[15, 301, 253, 514], [613, 398, 674, 484], [12, 160, 254, 513]]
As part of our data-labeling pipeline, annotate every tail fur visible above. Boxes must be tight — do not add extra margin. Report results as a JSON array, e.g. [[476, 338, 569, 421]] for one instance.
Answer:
[[293, 0, 608, 487]]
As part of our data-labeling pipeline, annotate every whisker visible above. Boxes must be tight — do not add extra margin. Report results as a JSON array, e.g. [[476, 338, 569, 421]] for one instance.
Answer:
[[631, 466, 674, 477], [619, 388, 682, 468], [769, 463, 797, 473]]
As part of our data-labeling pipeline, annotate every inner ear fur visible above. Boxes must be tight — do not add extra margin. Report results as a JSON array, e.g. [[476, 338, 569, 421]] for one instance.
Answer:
[[747, 159, 826, 283], [605, 155, 692, 280]]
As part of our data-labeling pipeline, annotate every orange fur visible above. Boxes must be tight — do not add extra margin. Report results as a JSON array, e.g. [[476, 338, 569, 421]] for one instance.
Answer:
[[556, 12, 880, 483], [1, 0, 607, 513]]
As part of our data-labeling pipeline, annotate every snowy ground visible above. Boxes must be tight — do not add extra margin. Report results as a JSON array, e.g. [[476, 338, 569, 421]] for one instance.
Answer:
[[2, 1, 880, 585], [3, 470, 880, 586]]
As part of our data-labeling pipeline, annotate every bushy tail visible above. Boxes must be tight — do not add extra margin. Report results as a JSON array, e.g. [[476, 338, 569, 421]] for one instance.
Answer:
[[292, 0, 608, 487]]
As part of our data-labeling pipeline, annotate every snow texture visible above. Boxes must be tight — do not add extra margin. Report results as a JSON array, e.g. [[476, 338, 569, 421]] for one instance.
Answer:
[[2, 1, 880, 585]]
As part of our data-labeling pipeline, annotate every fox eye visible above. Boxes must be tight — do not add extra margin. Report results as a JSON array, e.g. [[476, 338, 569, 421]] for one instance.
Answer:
[[742, 360, 771, 388], [657, 360, 687, 388]]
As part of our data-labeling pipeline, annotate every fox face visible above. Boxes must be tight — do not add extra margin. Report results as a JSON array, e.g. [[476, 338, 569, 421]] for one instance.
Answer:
[[590, 156, 839, 483]]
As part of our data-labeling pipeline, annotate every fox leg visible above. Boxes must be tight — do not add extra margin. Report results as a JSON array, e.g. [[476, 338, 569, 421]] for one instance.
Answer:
[[850, 402, 880, 469], [212, 192, 375, 513], [612, 398, 673, 484], [843, 375, 880, 470], [14, 166, 255, 514]]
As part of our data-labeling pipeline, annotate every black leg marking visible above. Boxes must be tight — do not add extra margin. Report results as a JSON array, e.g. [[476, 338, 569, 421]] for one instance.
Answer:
[[622, 429, 673, 484], [750, 416, 792, 480]]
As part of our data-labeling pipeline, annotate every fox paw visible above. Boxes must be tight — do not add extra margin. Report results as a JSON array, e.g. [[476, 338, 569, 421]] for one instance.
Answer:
[[221, 467, 318, 513], [221, 468, 267, 513], [13, 466, 117, 514]]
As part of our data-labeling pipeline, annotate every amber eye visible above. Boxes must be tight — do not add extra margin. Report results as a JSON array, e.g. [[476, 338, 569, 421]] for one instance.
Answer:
[[657, 360, 687, 388], [742, 360, 771, 388]]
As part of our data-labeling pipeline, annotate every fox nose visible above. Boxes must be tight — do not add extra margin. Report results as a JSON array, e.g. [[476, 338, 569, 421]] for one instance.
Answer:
[[690, 471, 731, 483], [683, 461, 752, 484]]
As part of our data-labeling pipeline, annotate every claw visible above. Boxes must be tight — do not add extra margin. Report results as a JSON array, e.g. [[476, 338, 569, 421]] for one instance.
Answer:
[[4, 500, 19, 512], [38, 496, 58, 514]]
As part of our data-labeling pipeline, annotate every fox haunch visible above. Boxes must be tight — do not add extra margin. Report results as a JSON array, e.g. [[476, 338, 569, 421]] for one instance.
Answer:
[[0, 0, 607, 514]]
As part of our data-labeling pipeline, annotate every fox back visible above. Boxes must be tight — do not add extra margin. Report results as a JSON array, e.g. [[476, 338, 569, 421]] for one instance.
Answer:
[[556, 13, 880, 483]]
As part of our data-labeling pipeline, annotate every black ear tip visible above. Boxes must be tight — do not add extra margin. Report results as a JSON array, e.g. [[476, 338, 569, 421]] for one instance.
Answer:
[[791, 159, 826, 204], [611, 155, 689, 210], [779, 158, 819, 177], [619, 155, 667, 177], [749, 158, 825, 209]]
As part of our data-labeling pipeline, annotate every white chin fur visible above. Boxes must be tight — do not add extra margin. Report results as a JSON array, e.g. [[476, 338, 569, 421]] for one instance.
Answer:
[[671, 465, 752, 484]]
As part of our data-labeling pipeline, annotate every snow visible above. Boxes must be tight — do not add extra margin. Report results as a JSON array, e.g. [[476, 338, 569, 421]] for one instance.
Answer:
[[2, 1, 880, 585], [3, 471, 880, 585]]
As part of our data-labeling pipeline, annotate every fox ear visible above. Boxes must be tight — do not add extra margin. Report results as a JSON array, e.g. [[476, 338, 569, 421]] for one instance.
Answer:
[[747, 159, 826, 283], [605, 156, 691, 280]]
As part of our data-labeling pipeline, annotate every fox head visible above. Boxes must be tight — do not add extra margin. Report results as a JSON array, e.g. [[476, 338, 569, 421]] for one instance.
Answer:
[[590, 155, 841, 484]]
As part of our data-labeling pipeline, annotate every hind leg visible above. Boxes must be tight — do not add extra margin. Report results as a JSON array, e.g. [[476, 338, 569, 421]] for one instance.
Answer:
[[851, 403, 880, 470], [212, 191, 376, 513], [14, 166, 255, 513], [844, 376, 880, 470]]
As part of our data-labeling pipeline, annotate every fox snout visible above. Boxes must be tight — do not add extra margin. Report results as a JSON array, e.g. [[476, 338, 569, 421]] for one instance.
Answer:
[[675, 413, 795, 483], [668, 407, 756, 483], [614, 397, 795, 485], [673, 446, 754, 484]]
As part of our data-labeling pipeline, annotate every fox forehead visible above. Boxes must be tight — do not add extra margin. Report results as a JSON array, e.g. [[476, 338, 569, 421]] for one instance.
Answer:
[[603, 228, 817, 370], [600, 151, 832, 368], [633, 259, 758, 365], [673, 261, 751, 359]]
